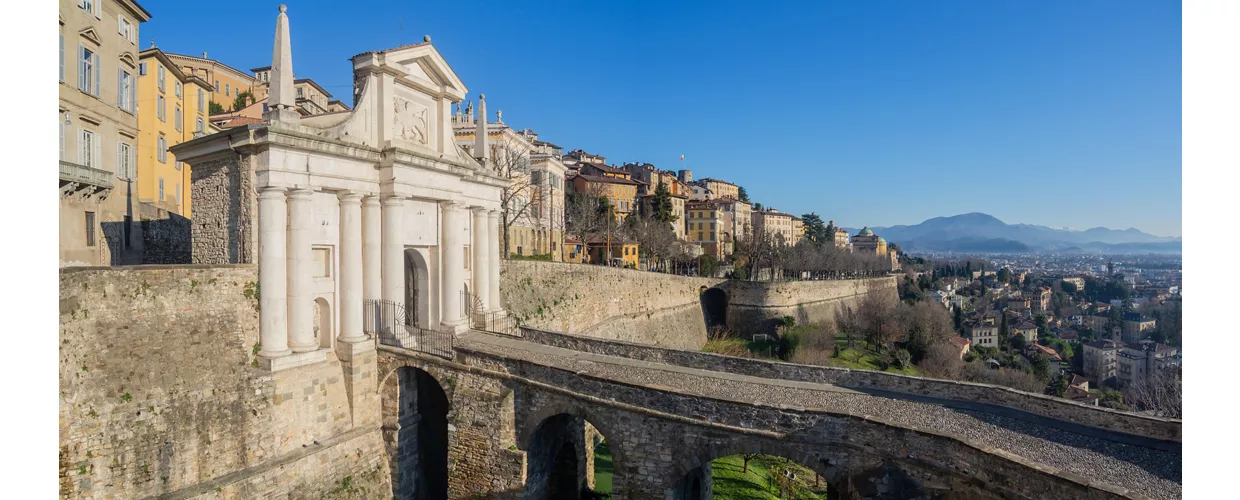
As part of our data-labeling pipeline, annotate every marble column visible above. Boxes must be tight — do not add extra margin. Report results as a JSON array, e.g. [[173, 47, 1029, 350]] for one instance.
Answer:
[[440, 201, 466, 330], [257, 187, 290, 359], [471, 207, 490, 311], [381, 196, 405, 310], [337, 192, 366, 343], [287, 188, 317, 353], [487, 209, 503, 312]]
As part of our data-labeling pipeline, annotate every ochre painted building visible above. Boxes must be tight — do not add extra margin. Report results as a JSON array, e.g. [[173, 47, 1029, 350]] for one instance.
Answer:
[[137, 47, 211, 216], [165, 52, 255, 112]]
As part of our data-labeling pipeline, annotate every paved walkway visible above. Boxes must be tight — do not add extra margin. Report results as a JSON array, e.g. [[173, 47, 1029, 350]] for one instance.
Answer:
[[458, 331, 1182, 500]]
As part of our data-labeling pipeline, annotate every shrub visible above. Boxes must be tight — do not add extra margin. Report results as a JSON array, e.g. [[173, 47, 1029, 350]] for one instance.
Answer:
[[789, 347, 832, 366]]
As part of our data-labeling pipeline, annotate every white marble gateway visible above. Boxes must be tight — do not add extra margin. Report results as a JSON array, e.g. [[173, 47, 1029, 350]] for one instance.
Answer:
[[172, 6, 506, 370]]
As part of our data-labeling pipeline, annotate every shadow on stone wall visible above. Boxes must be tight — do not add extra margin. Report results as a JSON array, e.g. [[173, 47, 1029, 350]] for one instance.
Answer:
[[139, 211, 192, 264]]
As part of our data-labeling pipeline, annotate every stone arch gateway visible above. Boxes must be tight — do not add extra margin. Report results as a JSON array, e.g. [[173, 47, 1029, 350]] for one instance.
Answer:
[[699, 287, 728, 333]]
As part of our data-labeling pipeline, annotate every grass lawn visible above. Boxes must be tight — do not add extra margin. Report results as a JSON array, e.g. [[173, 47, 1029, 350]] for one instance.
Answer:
[[712, 454, 827, 500], [593, 440, 613, 494], [825, 335, 921, 376]]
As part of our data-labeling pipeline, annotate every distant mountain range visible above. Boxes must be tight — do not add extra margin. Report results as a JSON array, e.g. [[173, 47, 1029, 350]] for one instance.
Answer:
[[843, 213, 1181, 254]]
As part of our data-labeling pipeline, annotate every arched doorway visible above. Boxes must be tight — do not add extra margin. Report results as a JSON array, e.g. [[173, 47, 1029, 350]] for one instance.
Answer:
[[313, 297, 331, 348], [525, 414, 614, 500], [700, 287, 728, 333], [385, 366, 450, 500], [405, 249, 431, 329], [673, 452, 830, 500]]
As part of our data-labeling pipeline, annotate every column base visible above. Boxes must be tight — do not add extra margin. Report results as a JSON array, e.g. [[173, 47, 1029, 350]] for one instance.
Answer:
[[257, 347, 292, 359], [259, 348, 328, 371], [334, 336, 376, 362], [440, 320, 470, 334], [289, 342, 319, 354]]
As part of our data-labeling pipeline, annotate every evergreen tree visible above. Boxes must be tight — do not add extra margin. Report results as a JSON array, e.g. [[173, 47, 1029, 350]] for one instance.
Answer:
[[800, 213, 828, 245], [953, 305, 963, 331], [651, 180, 677, 223], [737, 186, 751, 203]]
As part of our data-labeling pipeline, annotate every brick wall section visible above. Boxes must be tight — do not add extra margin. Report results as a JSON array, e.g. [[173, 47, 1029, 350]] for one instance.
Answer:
[[190, 154, 256, 264], [59, 266, 388, 499], [500, 261, 898, 347], [520, 328, 1182, 443]]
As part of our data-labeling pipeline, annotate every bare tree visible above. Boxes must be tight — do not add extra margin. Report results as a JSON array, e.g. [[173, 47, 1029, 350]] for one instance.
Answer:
[[1126, 365, 1182, 418], [491, 143, 538, 259], [622, 213, 677, 270], [858, 280, 900, 352], [919, 342, 964, 380], [564, 184, 609, 263]]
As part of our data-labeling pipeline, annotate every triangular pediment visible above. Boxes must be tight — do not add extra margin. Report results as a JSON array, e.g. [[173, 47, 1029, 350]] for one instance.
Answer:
[[383, 44, 467, 99], [79, 27, 102, 46]]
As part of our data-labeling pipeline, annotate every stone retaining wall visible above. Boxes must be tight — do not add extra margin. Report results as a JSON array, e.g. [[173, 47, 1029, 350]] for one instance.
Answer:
[[519, 327, 1182, 443], [500, 261, 897, 348], [59, 265, 388, 499]]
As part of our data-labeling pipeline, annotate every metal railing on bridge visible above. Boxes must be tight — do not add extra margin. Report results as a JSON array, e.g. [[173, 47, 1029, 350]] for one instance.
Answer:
[[463, 291, 520, 337], [364, 299, 454, 358]]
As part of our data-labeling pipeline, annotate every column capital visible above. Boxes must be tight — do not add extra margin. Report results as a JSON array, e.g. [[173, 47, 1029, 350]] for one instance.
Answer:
[[487, 209, 501, 218], [287, 187, 315, 200], [440, 200, 463, 211], [337, 191, 365, 203], [258, 186, 287, 199], [470, 205, 489, 214], [362, 194, 382, 206], [381, 195, 405, 207]]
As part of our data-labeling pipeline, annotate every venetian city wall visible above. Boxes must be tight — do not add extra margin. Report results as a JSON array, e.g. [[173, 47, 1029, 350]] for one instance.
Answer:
[[59, 265, 388, 499], [519, 327, 1182, 443], [500, 260, 898, 348]]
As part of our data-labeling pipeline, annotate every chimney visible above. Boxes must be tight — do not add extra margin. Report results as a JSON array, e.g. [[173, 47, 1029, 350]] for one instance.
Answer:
[[475, 94, 489, 166], [202, 51, 207, 59]]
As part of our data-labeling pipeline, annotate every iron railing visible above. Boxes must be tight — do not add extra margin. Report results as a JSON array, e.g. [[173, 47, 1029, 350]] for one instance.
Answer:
[[364, 299, 454, 358], [463, 291, 520, 337]]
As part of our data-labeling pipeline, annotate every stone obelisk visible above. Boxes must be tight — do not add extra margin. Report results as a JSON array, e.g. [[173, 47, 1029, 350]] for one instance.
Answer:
[[264, 5, 300, 124]]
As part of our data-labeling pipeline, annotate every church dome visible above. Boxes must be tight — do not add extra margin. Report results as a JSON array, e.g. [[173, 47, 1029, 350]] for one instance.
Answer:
[[858, 227, 873, 236], [877, 237, 887, 243]]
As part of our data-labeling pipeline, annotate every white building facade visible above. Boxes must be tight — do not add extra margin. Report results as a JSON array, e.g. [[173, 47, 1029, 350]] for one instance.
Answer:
[[172, 8, 506, 370]]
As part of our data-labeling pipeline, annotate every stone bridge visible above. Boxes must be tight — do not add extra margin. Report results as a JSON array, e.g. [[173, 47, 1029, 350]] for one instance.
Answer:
[[377, 330, 1181, 500]]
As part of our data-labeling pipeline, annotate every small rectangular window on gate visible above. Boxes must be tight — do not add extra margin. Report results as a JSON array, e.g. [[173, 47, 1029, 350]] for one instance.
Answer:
[[312, 246, 331, 278]]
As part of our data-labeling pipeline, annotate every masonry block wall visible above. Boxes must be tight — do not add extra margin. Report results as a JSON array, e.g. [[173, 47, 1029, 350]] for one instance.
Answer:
[[190, 153, 256, 264], [59, 266, 388, 499], [501, 261, 899, 347]]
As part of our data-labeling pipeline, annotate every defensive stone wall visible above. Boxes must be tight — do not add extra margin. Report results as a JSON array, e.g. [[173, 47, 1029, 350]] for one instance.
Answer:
[[519, 327, 1182, 444], [724, 275, 898, 333], [190, 153, 256, 264], [59, 265, 388, 499], [500, 261, 721, 349], [500, 261, 897, 348]]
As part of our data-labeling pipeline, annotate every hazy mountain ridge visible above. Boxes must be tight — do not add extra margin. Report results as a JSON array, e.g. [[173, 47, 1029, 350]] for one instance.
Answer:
[[844, 213, 1180, 254]]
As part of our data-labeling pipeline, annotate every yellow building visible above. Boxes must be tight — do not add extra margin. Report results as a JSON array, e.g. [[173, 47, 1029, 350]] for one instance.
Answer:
[[165, 52, 255, 112], [686, 200, 727, 260], [752, 209, 799, 246], [137, 47, 211, 216], [695, 177, 740, 201], [571, 169, 639, 222], [851, 227, 889, 255]]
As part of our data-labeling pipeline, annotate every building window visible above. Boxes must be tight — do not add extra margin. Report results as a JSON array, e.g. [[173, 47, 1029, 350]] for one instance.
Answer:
[[117, 142, 132, 179], [197, 88, 204, 110], [159, 178, 165, 201], [157, 65, 166, 92], [118, 15, 133, 43], [175, 81, 182, 98], [157, 135, 167, 163], [225, 83, 230, 96], [78, 45, 99, 96], [175, 160, 182, 171], [464, 246, 471, 270], [195, 117, 204, 133], [118, 68, 134, 113], [157, 95, 165, 121], [175, 105, 182, 131], [79, 130, 95, 168], [214, 79, 219, 92], [84, 211, 96, 247], [139, 62, 147, 75], [297, 87, 303, 98]]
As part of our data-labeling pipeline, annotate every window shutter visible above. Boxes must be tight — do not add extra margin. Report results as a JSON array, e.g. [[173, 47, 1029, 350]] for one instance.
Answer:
[[78, 45, 86, 91], [93, 135, 101, 171], [60, 34, 64, 82], [94, 1, 101, 19], [117, 69, 123, 109], [59, 120, 65, 161], [116, 142, 122, 177], [93, 53, 101, 96], [130, 76, 136, 113], [118, 14, 122, 34]]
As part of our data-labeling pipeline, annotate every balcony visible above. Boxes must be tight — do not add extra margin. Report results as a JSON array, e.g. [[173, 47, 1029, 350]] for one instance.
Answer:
[[60, 160, 113, 196]]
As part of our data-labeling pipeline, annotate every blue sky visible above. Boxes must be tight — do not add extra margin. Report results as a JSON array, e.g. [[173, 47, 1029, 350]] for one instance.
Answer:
[[140, 0, 1182, 237]]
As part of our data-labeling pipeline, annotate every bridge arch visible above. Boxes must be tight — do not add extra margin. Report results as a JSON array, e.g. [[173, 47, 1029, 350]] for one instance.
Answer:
[[382, 364, 450, 500], [521, 405, 623, 500]]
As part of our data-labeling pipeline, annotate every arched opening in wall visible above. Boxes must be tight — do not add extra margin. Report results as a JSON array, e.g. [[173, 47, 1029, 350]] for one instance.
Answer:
[[700, 287, 728, 335], [385, 366, 450, 500], [404, 249, 431, 329], [313, 297, 332, 349], [525, 414, 615, 500], [673, 453, 832, 500]]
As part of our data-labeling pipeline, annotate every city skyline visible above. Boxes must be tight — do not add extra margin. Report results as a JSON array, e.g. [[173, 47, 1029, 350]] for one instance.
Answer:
[[141, 0, 1182, 236]]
